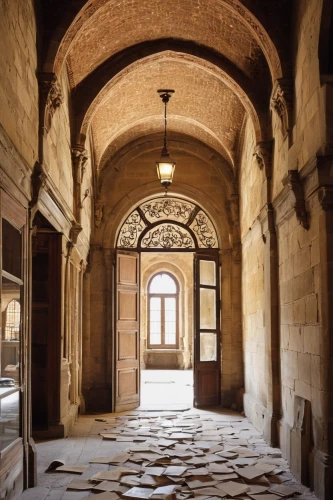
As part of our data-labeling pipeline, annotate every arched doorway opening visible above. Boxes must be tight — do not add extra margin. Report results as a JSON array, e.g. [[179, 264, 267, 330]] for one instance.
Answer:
[[114, 196, 221, 411]]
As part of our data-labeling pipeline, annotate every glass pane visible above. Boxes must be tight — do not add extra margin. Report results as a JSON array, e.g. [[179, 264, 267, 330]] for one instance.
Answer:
[[164, 298, 176, 345], [200, 332, 217, 361], [200, 260, 216, 286], [2, 219, 21, 279], [149, 297, 161, 344], [0, 389, 20, 451], [149, 273, 177, 294], [200, 288, 216, 329], [1, 278, 20, 386]]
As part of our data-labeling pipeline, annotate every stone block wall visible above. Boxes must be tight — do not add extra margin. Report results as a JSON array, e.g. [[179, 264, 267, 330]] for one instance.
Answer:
[[239, 118, 267, 427], [43, 68, 74, 209], [0, 0, 38, 168], [277, 204, 320, 452]]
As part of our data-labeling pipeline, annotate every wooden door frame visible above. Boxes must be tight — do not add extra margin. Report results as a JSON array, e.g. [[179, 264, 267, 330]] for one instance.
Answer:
[[193, 250, 221, 407], [111, 247, 221, 411]]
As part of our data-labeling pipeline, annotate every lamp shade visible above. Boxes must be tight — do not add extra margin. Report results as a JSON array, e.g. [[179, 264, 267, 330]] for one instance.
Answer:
[[156, 149, 176, 187]]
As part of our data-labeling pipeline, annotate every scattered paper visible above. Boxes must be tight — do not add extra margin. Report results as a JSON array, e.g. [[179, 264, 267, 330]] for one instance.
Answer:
[[218, 481, 250, 497], [55, 464, 89, 474], [67, 478, 94, 490]]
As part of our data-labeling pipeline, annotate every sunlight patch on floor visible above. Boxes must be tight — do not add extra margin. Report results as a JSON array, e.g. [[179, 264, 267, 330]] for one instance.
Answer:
[[139, 369, 193, 409]]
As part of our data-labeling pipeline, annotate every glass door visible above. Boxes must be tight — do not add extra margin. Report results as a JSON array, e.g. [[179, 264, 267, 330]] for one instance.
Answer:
[[0, 213, 24, 451], [194, 253, 220, 406]]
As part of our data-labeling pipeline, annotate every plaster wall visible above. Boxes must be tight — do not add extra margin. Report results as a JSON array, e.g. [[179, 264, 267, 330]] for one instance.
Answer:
[[0, 0, 38, 168]]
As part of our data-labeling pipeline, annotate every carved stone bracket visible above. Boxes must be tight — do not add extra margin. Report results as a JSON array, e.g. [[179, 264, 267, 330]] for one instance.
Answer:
[[232, 242, 242, 262], [72, 145, 88, 185], [30, 162, 47, 206], [282, 170, 309, 230], [70, 221, 83, 245], [253, 140, 273, 176], [95, 204, 104, 228], [271, 78, 293, 137], [318, 187, 333, 211], [228, 194, 239, 226], [38, 73, 63, 132]]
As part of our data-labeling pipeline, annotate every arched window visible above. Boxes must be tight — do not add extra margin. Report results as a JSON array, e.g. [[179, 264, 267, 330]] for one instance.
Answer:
[[5, 299, 20, 340], [148, 273, 179, 349]]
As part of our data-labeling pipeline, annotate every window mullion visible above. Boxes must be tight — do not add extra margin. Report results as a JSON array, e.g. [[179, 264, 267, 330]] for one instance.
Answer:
[[161, 297, 165, 347]]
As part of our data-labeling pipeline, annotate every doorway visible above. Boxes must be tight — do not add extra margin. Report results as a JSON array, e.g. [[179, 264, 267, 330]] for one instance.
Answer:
[[140, 252, 194, 408], [113, 195, 221, 412], [31, 212, 62, 435]]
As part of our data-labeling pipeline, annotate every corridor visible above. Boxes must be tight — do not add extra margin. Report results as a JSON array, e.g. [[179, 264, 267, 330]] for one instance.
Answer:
[[1, 1, 333, 499], [18, 408, 317, 500]]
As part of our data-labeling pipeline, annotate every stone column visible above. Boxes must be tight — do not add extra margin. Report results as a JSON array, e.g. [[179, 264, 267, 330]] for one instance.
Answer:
[[313, 187, 333, 500], [259, 204, 281, 446], [82, 257, 91, 405]]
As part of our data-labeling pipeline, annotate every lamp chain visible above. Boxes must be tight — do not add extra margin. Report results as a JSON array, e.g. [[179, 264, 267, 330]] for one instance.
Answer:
[[164, 98, 167, 150]]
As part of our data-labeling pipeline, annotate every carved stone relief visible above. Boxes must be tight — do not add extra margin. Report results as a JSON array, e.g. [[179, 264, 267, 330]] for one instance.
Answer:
[[282, 170, 309, 230], [72, 146, 88, 185], [39, 73, 63, 132], [271, 78, 293, 138], [253, 140, 273, 176], [95, 204, 104, 228]]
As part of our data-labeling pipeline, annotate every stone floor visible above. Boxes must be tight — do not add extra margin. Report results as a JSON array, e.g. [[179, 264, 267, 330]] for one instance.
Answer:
[[18, 407, 318, 500]]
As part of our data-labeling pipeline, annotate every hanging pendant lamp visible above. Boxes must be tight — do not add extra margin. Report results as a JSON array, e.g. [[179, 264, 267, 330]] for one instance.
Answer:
[[156, 89, 176, 194]]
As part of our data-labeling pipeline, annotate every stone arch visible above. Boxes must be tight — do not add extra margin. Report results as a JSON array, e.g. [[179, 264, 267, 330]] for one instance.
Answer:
[[98, 134, 236, 197], [47, 0, 284, 83], [74, 44, 265, 145]]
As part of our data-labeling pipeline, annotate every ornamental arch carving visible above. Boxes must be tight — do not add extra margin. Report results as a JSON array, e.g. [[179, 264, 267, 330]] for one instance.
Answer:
[[116, 196, 219, 250]]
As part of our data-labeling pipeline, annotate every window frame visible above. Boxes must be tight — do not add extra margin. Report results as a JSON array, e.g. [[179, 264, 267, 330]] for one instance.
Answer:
[[5, 299, 21, 340], [147, 272, 179, 349]]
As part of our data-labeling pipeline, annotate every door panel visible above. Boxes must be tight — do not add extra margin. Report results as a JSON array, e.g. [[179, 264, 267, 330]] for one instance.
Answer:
[[194, 253, 220, 407], [115, 251, 140, 412]]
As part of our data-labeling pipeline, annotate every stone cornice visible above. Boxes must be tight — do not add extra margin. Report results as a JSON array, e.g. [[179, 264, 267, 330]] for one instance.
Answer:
[[258, 203, 275, 238], [272, 170, 309, 229]]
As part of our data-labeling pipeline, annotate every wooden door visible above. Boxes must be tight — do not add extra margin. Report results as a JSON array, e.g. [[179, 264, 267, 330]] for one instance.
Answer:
[[31, 232, 62, 431], [194, 253, 220, 406], [115, 250, 140, 412]]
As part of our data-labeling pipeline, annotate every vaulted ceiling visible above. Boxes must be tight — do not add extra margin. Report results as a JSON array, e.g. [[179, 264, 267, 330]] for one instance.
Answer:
[[40, 0, 291, 197]]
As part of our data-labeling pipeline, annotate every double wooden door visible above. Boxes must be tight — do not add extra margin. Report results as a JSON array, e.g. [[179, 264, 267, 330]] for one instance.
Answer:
[[113, 250, 221, 411]]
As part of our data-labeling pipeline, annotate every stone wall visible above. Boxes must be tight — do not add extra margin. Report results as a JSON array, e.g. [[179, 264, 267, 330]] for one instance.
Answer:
[[43, 68, 73, 209], [239, 118, 266, 427], [0, 0, 38, 168]]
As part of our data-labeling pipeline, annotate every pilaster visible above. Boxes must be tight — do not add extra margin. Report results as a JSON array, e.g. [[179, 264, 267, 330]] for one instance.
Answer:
[[258, 204, 280, 446]]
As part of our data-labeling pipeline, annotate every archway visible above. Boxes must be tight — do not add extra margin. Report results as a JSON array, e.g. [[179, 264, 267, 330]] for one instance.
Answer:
[[114, 196, 221, 412]]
